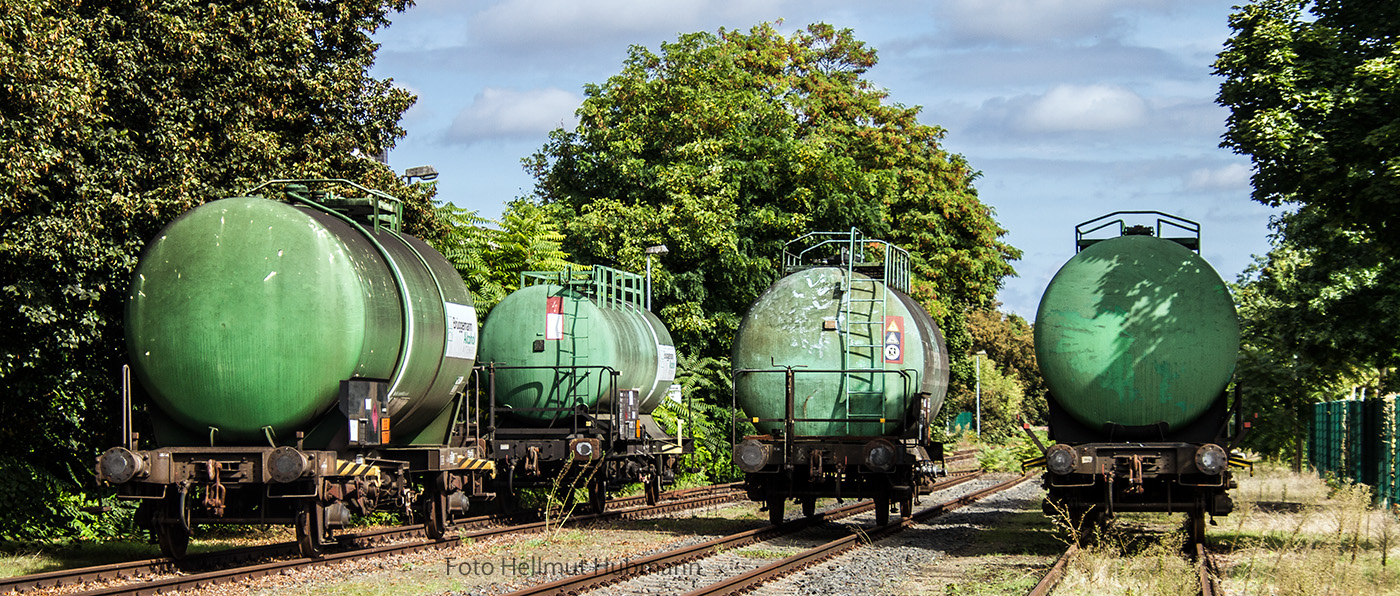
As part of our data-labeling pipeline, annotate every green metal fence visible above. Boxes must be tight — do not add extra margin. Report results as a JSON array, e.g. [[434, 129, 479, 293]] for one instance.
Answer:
[[1309, 397, 1399, 506]]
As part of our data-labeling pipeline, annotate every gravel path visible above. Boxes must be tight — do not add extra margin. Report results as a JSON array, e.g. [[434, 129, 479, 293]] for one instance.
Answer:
[[67, 477, 1044, 596], [587, 474, 1041, 596], [749, 474, 1045, 596]]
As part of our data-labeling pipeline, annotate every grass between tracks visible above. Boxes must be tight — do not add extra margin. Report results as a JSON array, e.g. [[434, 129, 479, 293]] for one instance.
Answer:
[[887, 461, 1400, 595], [0, 525, 297, 578], [1056, 462, 1400, 596], [893, 504, 1064, 595]]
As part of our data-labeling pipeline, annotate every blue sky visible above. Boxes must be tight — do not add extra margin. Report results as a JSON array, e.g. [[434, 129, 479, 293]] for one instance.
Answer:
[[371, 0, 1278, 320]]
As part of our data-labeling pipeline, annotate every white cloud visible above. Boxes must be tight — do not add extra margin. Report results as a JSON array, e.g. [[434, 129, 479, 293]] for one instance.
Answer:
[[447, 88, 582, 144], [470, 0, 782, 47], [1186, 162, 1251, 191], [933, 0, 1175, 45], [1017, 84, 1148, 133]]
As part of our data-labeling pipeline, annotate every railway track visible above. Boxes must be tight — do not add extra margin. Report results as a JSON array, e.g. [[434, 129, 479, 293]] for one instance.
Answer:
[[1026, 538, 1222, 596], [0, 482, 743, 595], [498, 472, 1026, 596]]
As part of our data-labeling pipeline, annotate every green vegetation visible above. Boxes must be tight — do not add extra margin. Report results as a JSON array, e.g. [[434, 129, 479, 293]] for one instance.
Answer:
[[4, 16, 1020, 540], [433, 200, 578, 314], [524, 22, 1018, 369], [1217, 0, 1400, 462], [1054, 530, 1198, 596], [973, 429, 1048, 474], [0, 0, 427, 540]]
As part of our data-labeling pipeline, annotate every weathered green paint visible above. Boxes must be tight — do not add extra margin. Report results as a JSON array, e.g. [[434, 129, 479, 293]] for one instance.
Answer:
[[478, 283, 677, 423], [732, 267, 949, 437], [1034, 235, 1239, 430], [125, 196, 476, 445]]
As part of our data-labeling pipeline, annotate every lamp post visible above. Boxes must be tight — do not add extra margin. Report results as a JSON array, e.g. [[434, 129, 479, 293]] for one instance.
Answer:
[[974, 350, 986, 438], [403, 165, 438, 184], [645, 245, 668, 311]]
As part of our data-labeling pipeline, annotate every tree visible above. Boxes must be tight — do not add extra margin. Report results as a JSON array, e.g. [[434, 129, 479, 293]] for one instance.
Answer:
[[525, 23, 1019, 368], [1217, 0, 1400, 252], [1216, 0, 1400, 384], [942, 355, 1024, 443], [0, 0, 422, 538], [434, 199, 577, 313], [1232, 232, 1379, 466], [963, 304, 1047, 425]]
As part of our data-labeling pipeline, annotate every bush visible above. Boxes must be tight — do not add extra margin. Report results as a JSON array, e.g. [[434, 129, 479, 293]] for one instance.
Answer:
[[0, 457, 138, 541]]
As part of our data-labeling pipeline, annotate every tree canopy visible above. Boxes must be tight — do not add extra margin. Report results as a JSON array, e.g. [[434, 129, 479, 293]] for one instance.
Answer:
[[1217, 0, 1400, 459], [1217, 0, 1400, 252], [0, 0, 424, 537], [525, 23, 1020, 363]]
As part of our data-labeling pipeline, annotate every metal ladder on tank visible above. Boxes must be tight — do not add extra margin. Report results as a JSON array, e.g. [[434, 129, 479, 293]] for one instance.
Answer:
[[840, 234, 888, 435], [556, 295, 592, 418], [522, 270, 593, 423]]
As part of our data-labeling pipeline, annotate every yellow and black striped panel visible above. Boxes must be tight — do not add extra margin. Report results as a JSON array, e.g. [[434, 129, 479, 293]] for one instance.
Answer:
[[1022, 455, 1047, 471], [455, 458, 495, 473], [1228, 454, 1254, 471], [333, 460, 380, 477]]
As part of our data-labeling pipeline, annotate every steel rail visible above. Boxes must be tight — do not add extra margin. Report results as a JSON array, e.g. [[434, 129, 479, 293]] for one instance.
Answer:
[[59, 488, 744, 596], [1, 483, 743, 594], [681, 474, 1032, 596], [1027, 543, 1078, 596], [1196, 542, 1221, 596], [501, 473, 990, 596], [1026, 528, 1223, 596]]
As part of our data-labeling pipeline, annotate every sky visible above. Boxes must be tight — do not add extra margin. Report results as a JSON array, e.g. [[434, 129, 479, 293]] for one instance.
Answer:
[[370, 0, 1280, 320]]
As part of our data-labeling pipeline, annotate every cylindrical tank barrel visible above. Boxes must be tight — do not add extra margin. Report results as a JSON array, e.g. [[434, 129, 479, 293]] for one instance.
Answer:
[[478, 279, 677, 423], [1034, 235, 1239, 431], [732, 267, 949, 437], [125, 196, 477, 444]]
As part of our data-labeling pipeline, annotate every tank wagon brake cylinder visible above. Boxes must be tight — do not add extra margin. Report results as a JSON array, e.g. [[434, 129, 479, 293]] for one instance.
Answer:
[[97, 179, 495, 559], [731, 229, 952, 527], [1024, 211, 1255, 543]]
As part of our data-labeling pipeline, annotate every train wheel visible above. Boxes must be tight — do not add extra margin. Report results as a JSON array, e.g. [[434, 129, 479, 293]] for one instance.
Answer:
[[802, 496, 816, 518], [767, 494, 785, 525], [1186, 511, 1206, 545], [644, 474, 661, 506], [153, 491, 191, 559], [296, 503, 325, 559], [874, 495, 891, 526], [589, 477, 608, 514], [425, 491, 449, 540]]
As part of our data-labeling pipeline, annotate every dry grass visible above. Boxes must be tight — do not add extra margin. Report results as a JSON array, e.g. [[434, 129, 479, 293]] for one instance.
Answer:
[[1044, 462, 1400, 595], [1216, 462, 1400, 595], [1051, 524, 1197, 595]]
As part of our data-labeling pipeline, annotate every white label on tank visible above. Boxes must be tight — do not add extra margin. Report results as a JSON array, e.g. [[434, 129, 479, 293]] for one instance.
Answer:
[[545, 296, 564, 340], [349, 420, 359, 443], [444, 302, 478, 360], [657, 344, 677, 384]]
